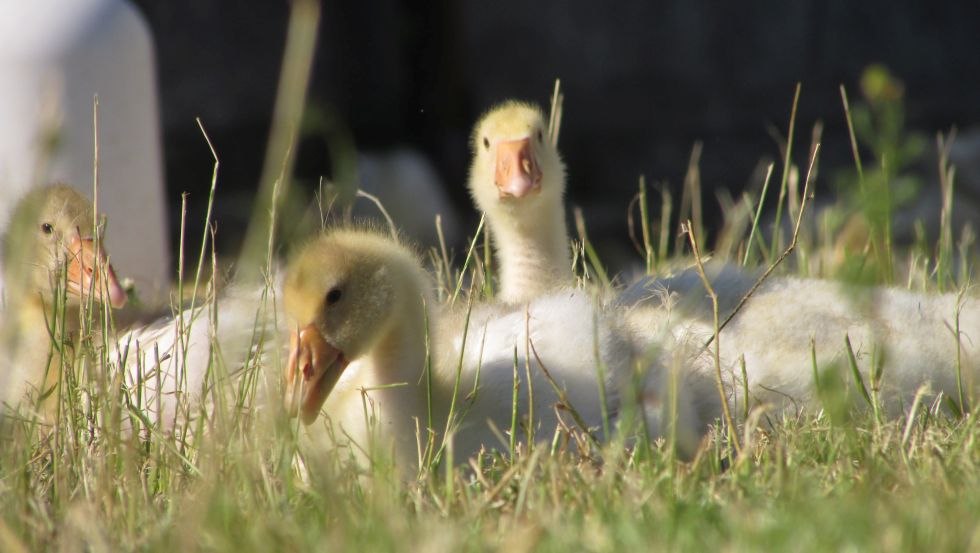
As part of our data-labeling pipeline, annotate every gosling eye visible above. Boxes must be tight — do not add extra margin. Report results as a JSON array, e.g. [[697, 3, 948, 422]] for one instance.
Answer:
[[537, 130, 544, 143], [41, 223, 53, 235], [325, 287, 342, 306], [482, 137, 490, 150]]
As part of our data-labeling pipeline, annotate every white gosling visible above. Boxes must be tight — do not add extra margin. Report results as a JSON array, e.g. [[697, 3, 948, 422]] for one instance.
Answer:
[[282, 229, 701, 473], [467, 101, 572, 304], [465, 97, 980, 427], [1, 184, 127, 417], [0, 184, 279, 433], [624, 266, 980, 417], [466, 101, 708, 453], [283, 229, 433, 470]]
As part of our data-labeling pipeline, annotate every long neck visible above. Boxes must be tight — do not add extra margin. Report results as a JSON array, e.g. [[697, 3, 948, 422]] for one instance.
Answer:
[[341, 295, 431, 471], [365, 308, 429, 389], [489, 201, 572, 304], [344, 270, 434, 399]]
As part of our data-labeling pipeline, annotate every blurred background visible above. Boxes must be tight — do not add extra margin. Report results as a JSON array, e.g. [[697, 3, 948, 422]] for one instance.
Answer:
[[134, 0, 980, 269]]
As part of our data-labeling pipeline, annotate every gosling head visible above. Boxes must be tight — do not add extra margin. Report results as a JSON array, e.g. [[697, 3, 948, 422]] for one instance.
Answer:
[[3, 185, 127, 309], [283, 229, 426, 425], [467, 101, 566, 218]]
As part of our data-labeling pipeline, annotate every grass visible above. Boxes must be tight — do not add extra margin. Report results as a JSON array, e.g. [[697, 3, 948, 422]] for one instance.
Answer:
[[2, 13, 979, 550], [4, 397, 980, 551]]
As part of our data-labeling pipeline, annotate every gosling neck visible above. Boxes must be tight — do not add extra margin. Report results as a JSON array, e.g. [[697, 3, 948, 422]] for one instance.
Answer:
[[362, 292, 431, 388], [11, 293, 83, 342], [487, 197, 571, 304]]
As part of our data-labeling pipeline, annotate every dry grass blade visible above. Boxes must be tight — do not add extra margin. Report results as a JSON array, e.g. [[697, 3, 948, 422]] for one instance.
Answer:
[[548, 78, 563, 146], [573, 207, 610, 288], [527, 337, 601, 449], [450, 214, 486, 306], [703, 142, 821, 349], [355, 190, 399, 243], [840, 84, 864, 184], [675, 142, 704, 254], [683, 219, 741, 457], [770, 83, 802, 258]]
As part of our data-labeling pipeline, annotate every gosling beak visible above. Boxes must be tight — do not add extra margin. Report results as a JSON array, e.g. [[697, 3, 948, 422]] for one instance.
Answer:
[[494, 137, 542, 199], [66, 234, 128, 309], [285, 323, 349, 425]]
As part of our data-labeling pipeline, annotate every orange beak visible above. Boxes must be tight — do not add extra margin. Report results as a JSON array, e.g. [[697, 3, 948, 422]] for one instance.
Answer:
[[285, 323, 349, 425], [494, 137, 542, 199], [66, 233, 128, 309]]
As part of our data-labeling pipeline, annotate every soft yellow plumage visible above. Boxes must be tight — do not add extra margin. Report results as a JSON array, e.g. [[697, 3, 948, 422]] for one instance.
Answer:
[[281, 228, 706, 473], [1, 184, 126, 418], [467, 101, 572, 304], [282, 228, 432, 469]]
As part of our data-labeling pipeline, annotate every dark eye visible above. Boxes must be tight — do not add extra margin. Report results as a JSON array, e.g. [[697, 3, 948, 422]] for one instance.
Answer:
[[482, 137, 490, 149], [41, 223, 53, 234], [537, 130, 544, 142], [325, 288, 342, 306]]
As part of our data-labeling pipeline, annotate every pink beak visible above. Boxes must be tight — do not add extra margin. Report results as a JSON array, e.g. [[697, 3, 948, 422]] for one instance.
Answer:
[[494, 137, 542, 199], [66, 233, 127, 309]]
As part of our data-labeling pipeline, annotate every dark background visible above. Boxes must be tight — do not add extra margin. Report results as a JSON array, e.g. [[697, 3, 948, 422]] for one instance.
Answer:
[[132, 0, 980, 264]]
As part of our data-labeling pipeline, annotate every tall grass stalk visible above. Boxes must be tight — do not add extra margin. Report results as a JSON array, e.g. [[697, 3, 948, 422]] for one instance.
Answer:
[[675, 142, 704, 255], [548, 79, 564, 147], [449, 215, 486, 306], [573, 208, 610, 288], [591, 305, 611, 440], [710, 144, 819, 349], [658, 185, 672, 264], [936, 131, 957, 290], [769, 83, 802, 259], [684, 220, 741, 457], [953, 288, 969, 414], [238, 0, 320, 277], [638, 176, 655, 273], [742, 163, 775, 267], [522, 310, 536, 446], [840, 85, 865, 184]]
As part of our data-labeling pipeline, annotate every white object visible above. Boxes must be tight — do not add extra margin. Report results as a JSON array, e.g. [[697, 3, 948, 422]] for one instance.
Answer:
[[0, 0, 170, 301], [467, 102, 572, 304], [282, 231, 702, 473], [623, 267, 980, 421]]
